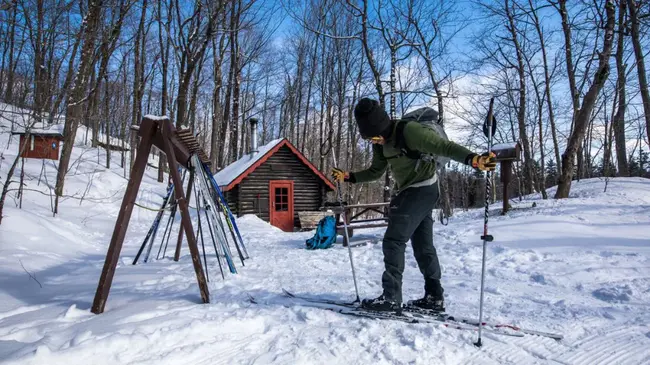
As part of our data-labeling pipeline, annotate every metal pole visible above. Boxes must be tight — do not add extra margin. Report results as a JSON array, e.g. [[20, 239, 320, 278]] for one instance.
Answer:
[[475, 98, 496, 348], [331, 152, 360, 303]]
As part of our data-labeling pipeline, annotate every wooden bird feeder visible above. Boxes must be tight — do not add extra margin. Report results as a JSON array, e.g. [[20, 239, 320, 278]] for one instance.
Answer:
[[492, 142, 521, 214]]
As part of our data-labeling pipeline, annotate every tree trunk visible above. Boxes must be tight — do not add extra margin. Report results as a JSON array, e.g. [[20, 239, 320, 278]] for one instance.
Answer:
[[210, 30, 226, 168], [229, 0, 242, 162], [627, 0, 650, 148], [49, 26, 83, 125], [557, 0, 581, 131], [83, 68, 97, 145], [506, 0, 535, 194], [220, 55, 232, 166], [317, 32, 327, 171], [301, 32, 319, 153], [613, 0, 629, 176], [0, 153, 24, 225], [360, 0, 384, 104], [157, 0, 170, 183], [602, 99, 612, 176], [293, 41, 305, 145], [188, 59, 204, 132], [4, 2, 17, 103], [54, 0, 104, 214], [555, 0, 615, 199], [530, 0, 561, 174], [219, 2, 235, 167], [131, 0, 148, 169], [32, 0, 46, 120], [104, 74, 111, 169]]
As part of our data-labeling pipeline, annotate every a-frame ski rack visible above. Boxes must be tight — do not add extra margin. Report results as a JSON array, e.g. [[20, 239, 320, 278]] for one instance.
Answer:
[[91, 115, 210, 314]]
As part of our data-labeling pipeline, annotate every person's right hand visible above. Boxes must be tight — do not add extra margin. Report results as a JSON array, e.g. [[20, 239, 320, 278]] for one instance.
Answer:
[[331, 168, 350, 183]]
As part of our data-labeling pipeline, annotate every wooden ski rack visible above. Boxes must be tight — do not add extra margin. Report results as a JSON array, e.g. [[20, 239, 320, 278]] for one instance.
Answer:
[[91, 115, 210, 314]]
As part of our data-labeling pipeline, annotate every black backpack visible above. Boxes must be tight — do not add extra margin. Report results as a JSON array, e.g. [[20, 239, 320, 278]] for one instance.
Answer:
[[390, 107, 450, 171]]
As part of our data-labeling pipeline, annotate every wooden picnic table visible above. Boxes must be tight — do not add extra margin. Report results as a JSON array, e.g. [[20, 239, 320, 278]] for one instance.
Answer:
[[323, 202, 390, 246]]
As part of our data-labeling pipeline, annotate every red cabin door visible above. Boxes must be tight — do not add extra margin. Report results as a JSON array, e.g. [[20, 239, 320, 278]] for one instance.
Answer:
[[269, 180, 294, 232]]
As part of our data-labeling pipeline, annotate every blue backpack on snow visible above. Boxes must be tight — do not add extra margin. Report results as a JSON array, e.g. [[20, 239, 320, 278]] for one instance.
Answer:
[[305, 216, 337, 250]]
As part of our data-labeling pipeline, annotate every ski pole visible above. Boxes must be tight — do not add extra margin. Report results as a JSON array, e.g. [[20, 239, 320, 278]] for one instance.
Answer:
[[331, 152, 360, 303], [475, 97, 496, 348], [133, 183, 173, 265]]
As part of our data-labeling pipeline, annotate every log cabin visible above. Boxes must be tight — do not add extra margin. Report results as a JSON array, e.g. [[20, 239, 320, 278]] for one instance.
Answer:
[[214, 119, 335, 232]]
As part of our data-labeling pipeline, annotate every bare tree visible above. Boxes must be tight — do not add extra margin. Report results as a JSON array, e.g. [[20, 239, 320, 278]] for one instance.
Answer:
[[157, 0, 172, 182], [53, 0, 106, 214], [0, 111, 38, 224], [2, 0, 19, 103], [209, 9, 228, 168], [627, 0, 650, 147], [173, 0, 222, 133], [130, 0, 150, 168], [54, 0, 132, 214], [556, 0, 616, 198], [613, 0, 629, 176], [528, 0, 561, 175], [505, 0, 536, 194]]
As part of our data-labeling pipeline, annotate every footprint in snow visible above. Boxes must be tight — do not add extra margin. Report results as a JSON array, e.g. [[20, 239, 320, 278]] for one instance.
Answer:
[[592, 285, 633, 303]]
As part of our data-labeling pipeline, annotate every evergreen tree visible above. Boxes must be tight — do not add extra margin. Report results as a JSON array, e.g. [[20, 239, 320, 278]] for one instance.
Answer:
[[639, 150, 649, 177], [628, 150, 649, 177], [596, 158, 618, 177], [628, 155, 640, 175], [545, 159, 558, 187]]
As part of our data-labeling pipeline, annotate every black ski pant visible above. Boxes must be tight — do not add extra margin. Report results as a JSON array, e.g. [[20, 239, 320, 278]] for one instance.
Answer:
[[381, 183, 443, 304]]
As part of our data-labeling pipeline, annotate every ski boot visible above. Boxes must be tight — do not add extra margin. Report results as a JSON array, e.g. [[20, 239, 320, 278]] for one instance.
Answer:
[[361, 294, 402, 315], [407, 294, 445, 313]]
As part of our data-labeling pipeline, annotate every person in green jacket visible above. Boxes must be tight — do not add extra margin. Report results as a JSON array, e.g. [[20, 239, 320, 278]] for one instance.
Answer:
[[331, 98, 496, 313]]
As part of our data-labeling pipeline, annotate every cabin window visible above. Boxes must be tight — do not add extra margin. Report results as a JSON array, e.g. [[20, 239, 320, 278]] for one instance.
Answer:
[[274, 187, 288, 211], [30, 135, 35, 151]]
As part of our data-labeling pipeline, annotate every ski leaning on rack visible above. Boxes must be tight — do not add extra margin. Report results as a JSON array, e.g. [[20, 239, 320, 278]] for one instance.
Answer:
[[281, 289, 563, 340]]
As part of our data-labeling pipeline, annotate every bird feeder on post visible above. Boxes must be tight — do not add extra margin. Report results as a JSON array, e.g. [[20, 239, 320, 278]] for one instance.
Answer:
[[492, 142, 521, 215]]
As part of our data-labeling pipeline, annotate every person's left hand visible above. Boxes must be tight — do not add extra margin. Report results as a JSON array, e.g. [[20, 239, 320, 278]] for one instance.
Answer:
[[471, 152, 497, 171]]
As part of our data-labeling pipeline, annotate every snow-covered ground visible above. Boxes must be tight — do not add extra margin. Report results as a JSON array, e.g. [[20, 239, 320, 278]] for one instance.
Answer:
[[1, 105, 650, 364]]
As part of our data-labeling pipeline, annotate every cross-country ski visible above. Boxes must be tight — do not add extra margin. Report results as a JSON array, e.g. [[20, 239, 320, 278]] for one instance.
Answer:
[[279, 288, 563, 340]]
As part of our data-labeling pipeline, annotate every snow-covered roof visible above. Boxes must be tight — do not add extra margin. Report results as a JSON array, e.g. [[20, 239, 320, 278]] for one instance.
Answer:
[[492, 142, 519, 151], [214, 138, 284, 187], [12, 123, 64, 137], [492, 141, 520, 161], [142, 114, 170, 121], [214, 138, 336, 192]]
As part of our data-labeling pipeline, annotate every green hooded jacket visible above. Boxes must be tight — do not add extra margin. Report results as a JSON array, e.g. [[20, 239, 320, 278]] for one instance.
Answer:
[[350, 121, 474, 191]]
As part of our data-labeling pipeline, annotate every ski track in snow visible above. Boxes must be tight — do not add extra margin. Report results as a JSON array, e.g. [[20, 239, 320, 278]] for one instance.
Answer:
[[1, 103, 650, 364]]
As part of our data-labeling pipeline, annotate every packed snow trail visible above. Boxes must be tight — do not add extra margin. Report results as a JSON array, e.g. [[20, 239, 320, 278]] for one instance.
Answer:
[[2, 106, 650, 364]]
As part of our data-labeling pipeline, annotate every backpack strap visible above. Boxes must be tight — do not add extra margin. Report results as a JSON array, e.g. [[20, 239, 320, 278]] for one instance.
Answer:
[[386, 121, 421, 160]]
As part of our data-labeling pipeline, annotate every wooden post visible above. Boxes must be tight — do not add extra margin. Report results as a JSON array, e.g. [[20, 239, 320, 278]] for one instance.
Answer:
[[173, 168, 194, 261], [159, 119, 210, 304], [91, 121, 156, 314], [501, 160, 513, 215]]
